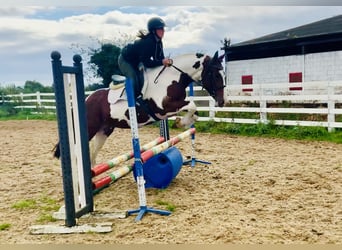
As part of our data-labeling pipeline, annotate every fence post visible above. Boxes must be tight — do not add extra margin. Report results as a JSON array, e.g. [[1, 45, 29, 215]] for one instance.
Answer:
[[327, 82, 335, 132], [36, 91, 41, 109], [259, 83, 267, 124], [209, 99, 215, 119], [19, 92, 24, 111]]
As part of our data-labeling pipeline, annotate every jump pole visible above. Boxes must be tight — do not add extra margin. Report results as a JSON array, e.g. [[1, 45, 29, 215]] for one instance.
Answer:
[[91, 136, 165, 177], [125, 77, 171, 221], [92, 136, 165, 195], [92, 128, 195, 191], [183, 82, 211, 167]]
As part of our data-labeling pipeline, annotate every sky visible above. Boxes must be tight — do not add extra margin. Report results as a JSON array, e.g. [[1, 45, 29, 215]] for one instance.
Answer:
[[1, 1, 342, 87]]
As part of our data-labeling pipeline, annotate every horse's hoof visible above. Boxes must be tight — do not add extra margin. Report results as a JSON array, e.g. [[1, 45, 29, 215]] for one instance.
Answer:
[[172, 117, 183, 128]]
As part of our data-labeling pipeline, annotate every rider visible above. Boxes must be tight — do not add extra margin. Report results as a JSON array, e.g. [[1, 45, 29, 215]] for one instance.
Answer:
[[118, 17, 173, 100]]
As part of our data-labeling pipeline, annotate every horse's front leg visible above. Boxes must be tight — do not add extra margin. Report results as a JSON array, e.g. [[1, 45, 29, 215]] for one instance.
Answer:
[[174, 101, 198, 128], [89, 132, 108, 167]]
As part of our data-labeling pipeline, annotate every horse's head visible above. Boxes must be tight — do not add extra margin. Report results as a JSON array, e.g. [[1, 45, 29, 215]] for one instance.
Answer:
[[200, 51, 226, 107]]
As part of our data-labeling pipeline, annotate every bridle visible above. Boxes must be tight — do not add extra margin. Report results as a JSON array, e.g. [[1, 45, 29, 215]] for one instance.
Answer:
[[154, 63, 186, 84], [198, 60, 226, 99]]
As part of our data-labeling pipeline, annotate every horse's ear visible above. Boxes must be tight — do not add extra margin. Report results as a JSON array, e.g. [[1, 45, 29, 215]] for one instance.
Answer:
[[213, 51, 218, 60], [219, 54, 225, 62]]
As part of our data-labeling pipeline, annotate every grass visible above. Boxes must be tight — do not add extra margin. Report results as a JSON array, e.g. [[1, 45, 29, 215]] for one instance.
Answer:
[[192, 120, 342, 144], [155, 200, 176, 212], [0, 112, 56, 121], [38, 196, 61, 212], [0, 223, 11, 231], [11, 195, 60, 223], [36, 214, 57, 223], [36, 197, 61, 223], [11, 199, 37, 209], [0, 106, 56, 121]]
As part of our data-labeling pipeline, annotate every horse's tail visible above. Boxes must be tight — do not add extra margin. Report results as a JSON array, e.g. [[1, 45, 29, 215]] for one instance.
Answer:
[[52, 142, 60, 159]]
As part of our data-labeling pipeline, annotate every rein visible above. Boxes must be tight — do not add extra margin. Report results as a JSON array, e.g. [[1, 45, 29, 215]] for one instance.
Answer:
[[154, 64, 187, 84], [154, 66, 167, 83], [171, 64, 185, 74]]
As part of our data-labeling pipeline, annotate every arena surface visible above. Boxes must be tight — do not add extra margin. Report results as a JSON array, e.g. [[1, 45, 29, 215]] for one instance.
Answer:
[[0, 120, 341, 243]]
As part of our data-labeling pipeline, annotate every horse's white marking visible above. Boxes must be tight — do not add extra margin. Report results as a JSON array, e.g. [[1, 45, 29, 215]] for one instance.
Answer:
[[89, 132, 108, 166], [107, 87, 126, 104], [175, 100, 198, 128]]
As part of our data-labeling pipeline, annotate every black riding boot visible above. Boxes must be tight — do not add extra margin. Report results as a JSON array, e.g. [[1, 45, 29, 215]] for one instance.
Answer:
[[135, 66, 144, 99]]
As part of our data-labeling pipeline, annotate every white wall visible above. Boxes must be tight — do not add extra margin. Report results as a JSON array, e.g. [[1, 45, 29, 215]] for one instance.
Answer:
[[227, 50, 342, 85], [305, 51, 342, 81]]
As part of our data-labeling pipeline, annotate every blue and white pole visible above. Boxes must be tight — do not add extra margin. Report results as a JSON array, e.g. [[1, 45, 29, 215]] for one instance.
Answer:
[[183, 82, 211, 167], [125, 78, 171, 221]]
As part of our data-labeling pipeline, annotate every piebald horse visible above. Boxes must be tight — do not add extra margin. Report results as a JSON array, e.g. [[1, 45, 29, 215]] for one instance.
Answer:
[[53, 51, 225, 165]]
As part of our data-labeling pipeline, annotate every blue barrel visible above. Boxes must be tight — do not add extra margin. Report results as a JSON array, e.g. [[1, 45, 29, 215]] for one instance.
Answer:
[[133, 147, 183, 189]]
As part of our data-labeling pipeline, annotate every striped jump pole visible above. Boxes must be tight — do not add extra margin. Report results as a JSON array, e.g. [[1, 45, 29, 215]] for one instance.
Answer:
[[183, 82, 211, 167], [92, 128, 195, 191], [141, 128, 195, 162], [125, 77, 171, 221], [93, 165, 134, 191], [91, 136, 165, 177]]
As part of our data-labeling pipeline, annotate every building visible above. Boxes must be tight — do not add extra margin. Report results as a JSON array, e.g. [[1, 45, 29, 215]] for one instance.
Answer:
[[222, 15, 342, 95]]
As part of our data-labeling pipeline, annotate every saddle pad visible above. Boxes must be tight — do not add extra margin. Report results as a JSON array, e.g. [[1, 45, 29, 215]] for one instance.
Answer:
[[107, 85, 126, 104]]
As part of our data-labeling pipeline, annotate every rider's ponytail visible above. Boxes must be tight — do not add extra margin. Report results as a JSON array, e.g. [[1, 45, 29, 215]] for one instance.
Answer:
[[137, 29, 148, 39]]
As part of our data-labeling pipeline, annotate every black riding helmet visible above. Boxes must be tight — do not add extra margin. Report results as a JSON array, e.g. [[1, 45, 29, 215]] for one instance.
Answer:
[[147, 17, 166, 32]]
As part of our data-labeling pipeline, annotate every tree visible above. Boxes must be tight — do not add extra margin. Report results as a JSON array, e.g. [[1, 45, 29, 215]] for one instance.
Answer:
[[89, 43, 122, 88], [85, 83, 104, 91], [23, 80, 53, 93], [71, 33, 135, 89]]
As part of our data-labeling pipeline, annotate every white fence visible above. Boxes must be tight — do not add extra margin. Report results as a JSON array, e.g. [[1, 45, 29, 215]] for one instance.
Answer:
[[2, 92, 57, 111], [1, 91, 93, 112], [194, 80, 342, 132], [2, 80, 342, 131]]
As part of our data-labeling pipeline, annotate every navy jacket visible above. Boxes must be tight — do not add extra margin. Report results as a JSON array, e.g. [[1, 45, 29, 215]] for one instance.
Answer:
[[121, 33, 165, 69]]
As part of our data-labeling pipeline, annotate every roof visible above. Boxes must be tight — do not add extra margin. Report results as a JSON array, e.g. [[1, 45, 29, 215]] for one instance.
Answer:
[[234, 14, 342, 46], [224, 15, 342, 61]]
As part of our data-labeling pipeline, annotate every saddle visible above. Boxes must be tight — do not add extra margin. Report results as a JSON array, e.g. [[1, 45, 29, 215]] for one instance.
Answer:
[[110, 74, 159, 121]]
